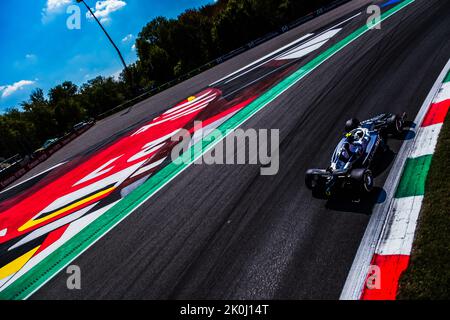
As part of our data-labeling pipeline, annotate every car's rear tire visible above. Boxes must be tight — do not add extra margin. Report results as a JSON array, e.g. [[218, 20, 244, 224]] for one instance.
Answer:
[[305, 170, 329, 197], [345, 118, 360, 132], [305, 170, 319, 190], [350, 168, 374, 193]]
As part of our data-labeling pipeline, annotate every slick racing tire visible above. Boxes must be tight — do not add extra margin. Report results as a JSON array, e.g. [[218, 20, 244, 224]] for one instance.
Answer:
[[387, 114, 404, 135], [350, 168, 374, 193], [345, 118, 361, 132], [305, 170, 320, 190]]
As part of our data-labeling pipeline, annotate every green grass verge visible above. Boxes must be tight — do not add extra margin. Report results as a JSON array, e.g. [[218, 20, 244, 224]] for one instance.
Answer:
[[397, 110, 450, 299]]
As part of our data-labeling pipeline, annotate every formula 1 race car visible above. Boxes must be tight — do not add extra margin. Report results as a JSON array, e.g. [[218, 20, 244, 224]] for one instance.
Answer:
[[305, 112, 407, 198]]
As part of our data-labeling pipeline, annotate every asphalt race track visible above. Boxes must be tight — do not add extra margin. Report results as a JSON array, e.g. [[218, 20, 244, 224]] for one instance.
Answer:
[[1, 0, 449, 299]]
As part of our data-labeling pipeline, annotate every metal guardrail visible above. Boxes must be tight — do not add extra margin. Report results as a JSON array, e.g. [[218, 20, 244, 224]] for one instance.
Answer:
[[96, 0, 351, 120], [0, 154, 21, 171], [0, 122, 95, 190]]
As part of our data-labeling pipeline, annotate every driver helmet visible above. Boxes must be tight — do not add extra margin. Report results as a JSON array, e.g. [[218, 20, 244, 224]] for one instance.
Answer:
[[353, 129, 364, 140]]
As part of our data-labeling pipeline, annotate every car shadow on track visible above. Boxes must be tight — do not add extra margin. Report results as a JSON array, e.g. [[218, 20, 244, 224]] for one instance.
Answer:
[[372, 148, 396, 177], [390, 121, 416, 141], [325, 187, 387, 215]]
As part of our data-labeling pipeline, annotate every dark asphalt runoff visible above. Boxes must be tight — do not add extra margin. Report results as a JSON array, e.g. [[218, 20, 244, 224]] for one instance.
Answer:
[[31, 0, 450, 299]]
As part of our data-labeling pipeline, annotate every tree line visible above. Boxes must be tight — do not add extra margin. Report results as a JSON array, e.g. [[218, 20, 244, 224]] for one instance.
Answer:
[[0, 0, 333, 159]]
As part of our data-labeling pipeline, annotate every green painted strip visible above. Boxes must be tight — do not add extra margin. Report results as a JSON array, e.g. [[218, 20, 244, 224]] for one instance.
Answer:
[[444, 71, 450, 83], [395, 155, 433, 198], [0, 0, 416, 300]]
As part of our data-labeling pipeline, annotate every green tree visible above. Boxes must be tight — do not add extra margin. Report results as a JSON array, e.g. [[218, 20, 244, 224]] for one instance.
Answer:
[[80, 76, 125, 117], [21, 89, 58, 143], [0, 108, 37, 156], [212, 0, 258, 53], [170, 9, 214, 74], [49, 81, 85, 132]]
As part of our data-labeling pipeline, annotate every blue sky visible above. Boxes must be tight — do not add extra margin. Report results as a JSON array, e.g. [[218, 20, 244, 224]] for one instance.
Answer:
[[0, 0, 214, 112]]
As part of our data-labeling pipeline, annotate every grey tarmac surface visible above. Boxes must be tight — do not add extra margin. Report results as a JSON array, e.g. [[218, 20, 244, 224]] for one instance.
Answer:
[[31, 0, 450, 299]]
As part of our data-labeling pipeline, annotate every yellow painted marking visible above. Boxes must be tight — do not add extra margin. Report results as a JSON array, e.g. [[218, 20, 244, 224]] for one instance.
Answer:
[[187, 96, 196, 102], [0, 246, 40, 279], [18, 186, 116, 232]]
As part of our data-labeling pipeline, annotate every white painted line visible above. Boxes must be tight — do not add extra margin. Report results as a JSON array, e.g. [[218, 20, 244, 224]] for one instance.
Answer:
[[377, 196, 423, 255], [409, 123, 442, 158], [0, 162, 67, 194], [223, 32, 324, 84], [209, 12, 362, 86], [0, 201, 120, 292], [0, 228, 7, 237], [340, 58, 450, 300], [209, 34, 314, 86], [37, 160, 145, 216], [8, 203, 98, 251], [130, 157, 167, 178], [222, 13, 361, 84], [275, 29, 342, 60], [162, 90, 214, 115], [0, 275, 13, 290], [434, 82, 450, 103]]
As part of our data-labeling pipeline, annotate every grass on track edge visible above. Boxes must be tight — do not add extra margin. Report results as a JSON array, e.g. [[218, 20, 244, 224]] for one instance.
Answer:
[[397, 110, 450, 299]]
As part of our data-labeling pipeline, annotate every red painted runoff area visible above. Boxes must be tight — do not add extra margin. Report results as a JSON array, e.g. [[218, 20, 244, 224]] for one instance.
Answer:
[[421, 100, 450, 127], [361, 254, 410, 300]]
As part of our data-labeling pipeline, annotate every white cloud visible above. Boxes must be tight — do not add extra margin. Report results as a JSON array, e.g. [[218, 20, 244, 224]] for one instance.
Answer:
[[86, 0, 127, 24], [13, 54, 38, 69], [110, 69, 122, 80], [25, 54, 38, 62], [0, 80, 36, 99], [122, 34, 133, 43], [131, 44, 136, 51], [42, 0, 72, 23], [46, 0, 72, 12]]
